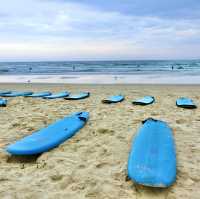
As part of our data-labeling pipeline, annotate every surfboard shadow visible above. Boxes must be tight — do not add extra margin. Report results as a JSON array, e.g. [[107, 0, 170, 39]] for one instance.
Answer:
[[7, 154, 41, 164]]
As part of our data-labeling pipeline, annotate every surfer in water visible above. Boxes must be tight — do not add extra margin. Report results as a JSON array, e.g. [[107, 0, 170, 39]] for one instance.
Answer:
[[171, 65, 174, 70], [137, 65, 140, 71], [28, 67, 32, 83]]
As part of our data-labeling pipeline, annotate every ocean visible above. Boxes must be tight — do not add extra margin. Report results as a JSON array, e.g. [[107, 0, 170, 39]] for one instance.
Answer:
[[0, 60, 200, 75], [0, 60, 200, 84]]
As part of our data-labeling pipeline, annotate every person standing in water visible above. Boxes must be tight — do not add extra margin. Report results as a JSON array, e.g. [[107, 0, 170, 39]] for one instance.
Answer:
[[28, 67, 32, 83], [137, 65, 140, 71]]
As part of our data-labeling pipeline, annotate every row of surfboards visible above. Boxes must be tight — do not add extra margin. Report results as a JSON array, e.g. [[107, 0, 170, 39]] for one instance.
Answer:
[[0, 91, 89, 99], [5, 112, 176, 188], [103, 95, 197, 109], [0, 90, 197, 109], [0, 91, 90, 107]]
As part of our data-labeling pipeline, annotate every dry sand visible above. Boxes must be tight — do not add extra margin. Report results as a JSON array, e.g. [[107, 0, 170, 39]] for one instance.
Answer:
[[0, 83, 200, 199]]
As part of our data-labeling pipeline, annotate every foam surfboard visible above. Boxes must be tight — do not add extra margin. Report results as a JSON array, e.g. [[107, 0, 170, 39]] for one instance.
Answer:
[[176, 97, 197, 109], [128, 118, 176, 187], [64, 92, 90, 100], [132, 96, 155, 105], [25, 91, 52, 98], [0, 91, 11, 96], [2, 91, 33, 97], [6, 112, 89, 155], [43, 91, 69, 99], [0, 98, 7, 107], [102, 95, 124, 103]]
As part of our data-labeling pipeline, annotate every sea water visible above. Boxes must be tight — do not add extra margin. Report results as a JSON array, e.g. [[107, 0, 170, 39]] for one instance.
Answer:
[[0, 60, 200, 83]]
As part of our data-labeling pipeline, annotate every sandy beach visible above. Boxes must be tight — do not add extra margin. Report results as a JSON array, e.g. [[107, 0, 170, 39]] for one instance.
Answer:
[[0, 83, 200, 199]]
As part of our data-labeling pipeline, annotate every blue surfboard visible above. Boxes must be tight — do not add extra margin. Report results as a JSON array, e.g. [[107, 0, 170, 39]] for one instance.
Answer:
[[128, 118, 176, 187], [176, 97, 197, 109], [43, 91, 69, 99], [6, 112, 89, 155], [102, 95, 124, 103], [0, 91, 11, 96], [132, 96, 155, 105], [0, 98, 7, 107], [65, 92, 90, 100], [25, 91, 52, 98], [2, 91, 33, 97]]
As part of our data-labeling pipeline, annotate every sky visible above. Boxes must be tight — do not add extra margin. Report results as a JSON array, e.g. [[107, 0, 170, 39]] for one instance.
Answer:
[[0, 0, 200, 61]]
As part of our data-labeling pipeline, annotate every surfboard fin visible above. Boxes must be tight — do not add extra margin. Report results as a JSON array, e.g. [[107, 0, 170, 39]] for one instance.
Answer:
[[76, 112, 89, 122], [142, 118, 158, 124]]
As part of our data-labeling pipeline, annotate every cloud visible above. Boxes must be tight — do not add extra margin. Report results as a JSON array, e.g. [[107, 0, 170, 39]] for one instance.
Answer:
[[0, 0, 200, 60], [58, 0, 200, 19]]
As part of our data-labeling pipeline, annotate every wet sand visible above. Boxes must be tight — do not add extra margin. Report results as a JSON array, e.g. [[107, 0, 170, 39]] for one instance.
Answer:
[[0, 83, 200, 199]]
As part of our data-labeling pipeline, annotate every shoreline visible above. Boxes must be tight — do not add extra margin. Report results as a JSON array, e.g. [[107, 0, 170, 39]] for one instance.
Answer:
[[1, 74, 200, 84], [1, 83, 200, 90]]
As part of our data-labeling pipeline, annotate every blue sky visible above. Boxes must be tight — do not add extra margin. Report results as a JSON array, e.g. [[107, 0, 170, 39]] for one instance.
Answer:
[[0, 0, 200, 61]]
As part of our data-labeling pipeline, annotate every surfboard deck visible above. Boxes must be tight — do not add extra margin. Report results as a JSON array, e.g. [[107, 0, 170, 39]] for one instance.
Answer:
[[102, 95, 124, 103], [0, 98, 7, 107], [132, 96, 155, 105], [25, 92, 52, 98], [43, 91, 69, 99], [2, 91, 33, 97], [64, 92, 90, 100], [128, 118, 176, 187], [6, 112, 89, 155], [176, 97, 197, 109]]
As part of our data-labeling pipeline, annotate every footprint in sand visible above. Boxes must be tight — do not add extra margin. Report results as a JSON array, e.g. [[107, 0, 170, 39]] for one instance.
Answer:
[[151, 112, 159, 117], [97, 128, 115, 135], [176, 119, 187, 124], [50, 173, 64, 181], [95, 162, 109, 169]]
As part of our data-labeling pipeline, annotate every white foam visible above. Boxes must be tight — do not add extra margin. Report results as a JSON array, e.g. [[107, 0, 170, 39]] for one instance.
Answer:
[[0, 74, 200, 84]]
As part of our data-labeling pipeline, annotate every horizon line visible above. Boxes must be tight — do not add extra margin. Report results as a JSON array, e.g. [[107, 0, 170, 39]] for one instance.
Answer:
[[0, 58, 200, 63]]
